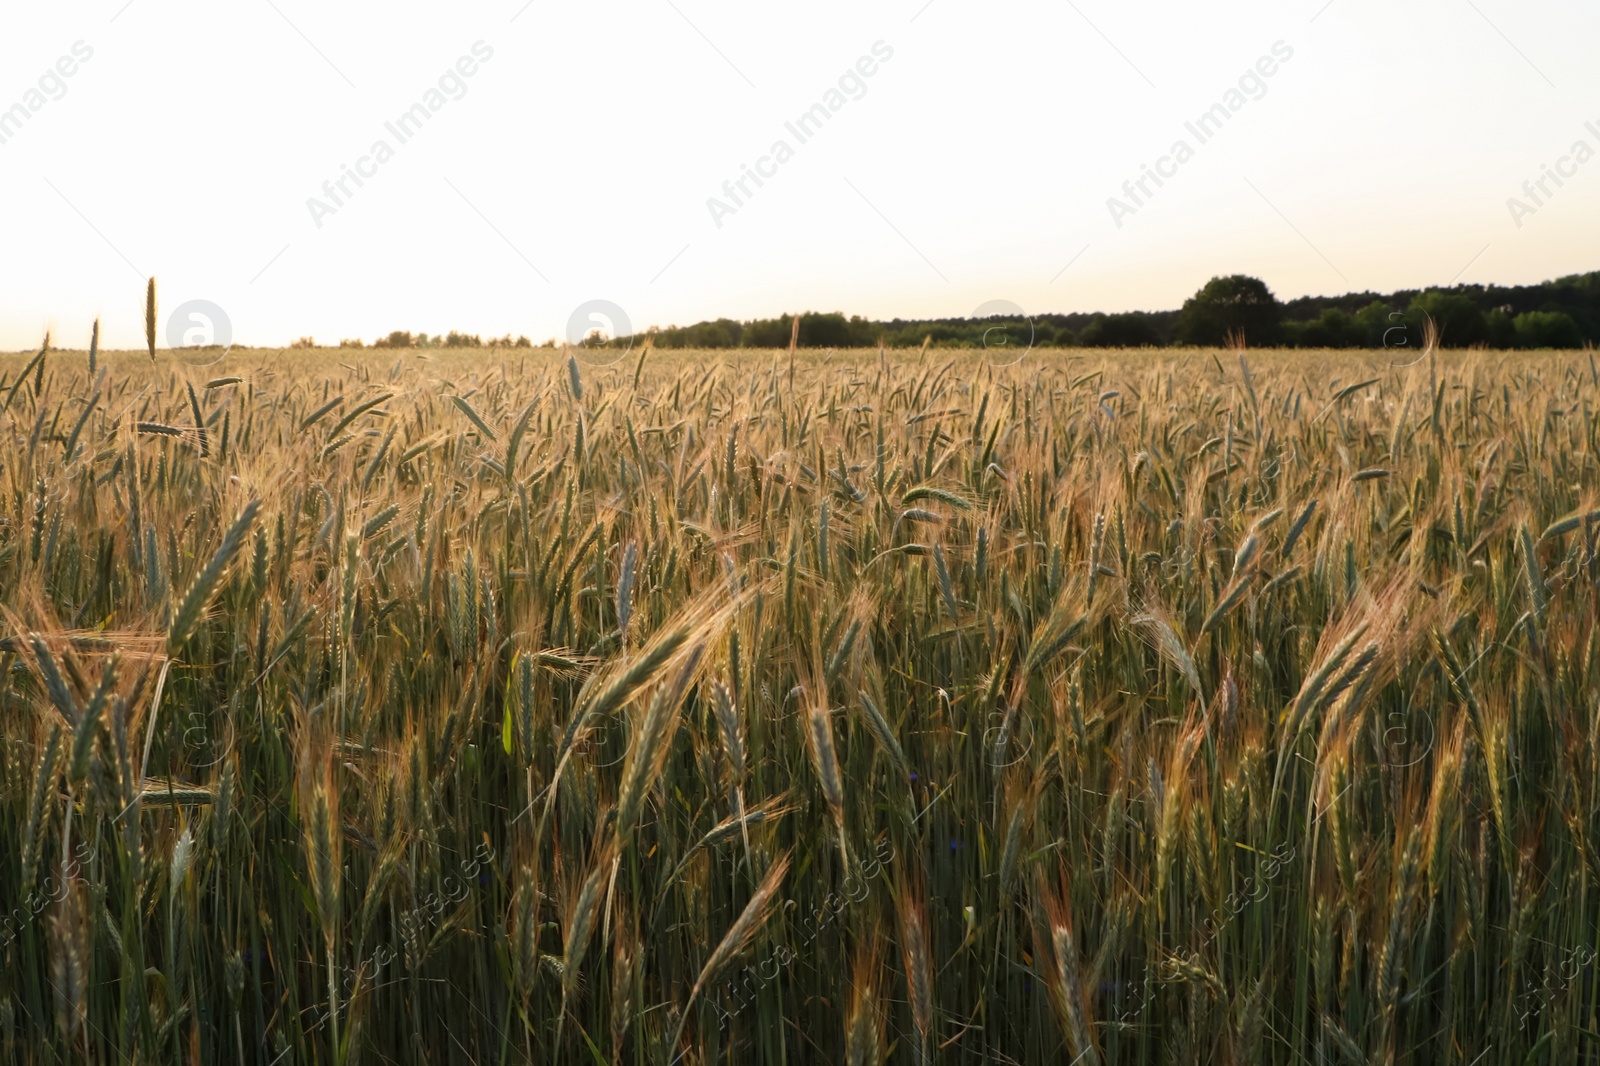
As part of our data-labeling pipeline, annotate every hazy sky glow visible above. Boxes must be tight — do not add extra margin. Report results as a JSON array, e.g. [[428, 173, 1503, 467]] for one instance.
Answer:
[[2, 0, 1597, 350]]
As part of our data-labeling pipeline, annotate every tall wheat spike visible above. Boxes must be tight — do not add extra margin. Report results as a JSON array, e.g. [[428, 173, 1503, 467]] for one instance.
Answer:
[[168, 500, 261, 654], [144, 277, 157, 362], [1041, 880, 1100, 1066], [615, 645, 703, 844], [896, 886, 935, 1066], [558, 843, 614, 1047]]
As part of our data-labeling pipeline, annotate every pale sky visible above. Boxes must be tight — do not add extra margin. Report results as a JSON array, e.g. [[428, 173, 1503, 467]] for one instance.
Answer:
[[2, 0, 1597, 350]]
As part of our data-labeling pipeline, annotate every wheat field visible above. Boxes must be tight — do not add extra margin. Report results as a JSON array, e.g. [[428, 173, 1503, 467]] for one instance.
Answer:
[[1, 340, 1597, 1064]]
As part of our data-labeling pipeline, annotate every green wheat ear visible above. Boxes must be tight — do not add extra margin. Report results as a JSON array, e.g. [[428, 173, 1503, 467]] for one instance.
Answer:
[[145, 277, 157, 362]]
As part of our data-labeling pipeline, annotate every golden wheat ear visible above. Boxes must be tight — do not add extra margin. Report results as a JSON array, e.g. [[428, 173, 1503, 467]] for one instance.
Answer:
[[145, 277, 157, 362]]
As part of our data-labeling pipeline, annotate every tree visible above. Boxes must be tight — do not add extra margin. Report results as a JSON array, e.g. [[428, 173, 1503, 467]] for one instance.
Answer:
[[742, 316, 792, 347], [742, 312, 874, 348], [1288, 307, 1363, 348], [1485, 308, 1516, 349], [1353, 301, 1401, 348], [1079, 312, 1162, 347], [1405, 292, 1486, 347], [796, 313, 857, 348], [1513, 310, 1582, 349], [652, 318, 743, 348], [1175, 275, 1282, 346]]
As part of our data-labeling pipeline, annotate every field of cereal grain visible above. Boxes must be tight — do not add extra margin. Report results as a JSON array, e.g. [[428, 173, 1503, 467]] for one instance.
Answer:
[[2, 341, 1597, 1063]]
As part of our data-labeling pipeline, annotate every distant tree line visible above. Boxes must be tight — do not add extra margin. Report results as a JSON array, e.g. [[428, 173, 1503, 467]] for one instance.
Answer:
[[581, 270, 1600, 350], [346, 331, 535, 349]]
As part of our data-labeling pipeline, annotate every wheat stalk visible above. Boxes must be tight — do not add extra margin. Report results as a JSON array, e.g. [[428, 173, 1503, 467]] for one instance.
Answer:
[[144, 277, 157, 362], [671, 852, 790, 1052]]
